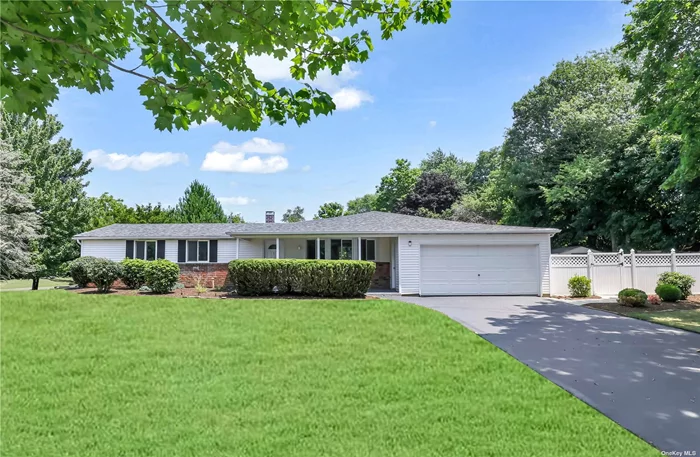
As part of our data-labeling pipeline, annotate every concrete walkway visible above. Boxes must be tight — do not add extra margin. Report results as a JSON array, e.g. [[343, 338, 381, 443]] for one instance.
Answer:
[[379, 295, 700, 453]]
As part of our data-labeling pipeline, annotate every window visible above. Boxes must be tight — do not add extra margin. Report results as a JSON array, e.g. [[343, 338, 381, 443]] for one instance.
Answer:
[[361, 239, 376, 261], [186, 240, 209, 262], [130, 240, 159, 260], [330, 239, 352, 260], [306, 240, 326, 259]]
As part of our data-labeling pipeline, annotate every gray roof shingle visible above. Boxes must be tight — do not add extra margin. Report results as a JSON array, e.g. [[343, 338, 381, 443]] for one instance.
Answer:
[[73, 211, 559, 239]]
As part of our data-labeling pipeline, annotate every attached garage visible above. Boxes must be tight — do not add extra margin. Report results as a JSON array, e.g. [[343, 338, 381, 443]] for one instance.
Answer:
[[420, 245, 540, 296]]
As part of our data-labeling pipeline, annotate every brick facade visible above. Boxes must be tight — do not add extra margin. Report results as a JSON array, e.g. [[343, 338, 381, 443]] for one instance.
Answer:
[[178, 263, 230, 288], [371, 262, 391, 290]]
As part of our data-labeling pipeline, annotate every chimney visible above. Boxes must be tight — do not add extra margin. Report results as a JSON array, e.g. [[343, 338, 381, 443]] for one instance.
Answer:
[[265, 211, 275, 224]]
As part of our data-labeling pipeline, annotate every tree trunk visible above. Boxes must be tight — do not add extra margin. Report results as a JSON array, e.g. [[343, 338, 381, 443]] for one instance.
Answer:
[[31, 277, 40, 290]]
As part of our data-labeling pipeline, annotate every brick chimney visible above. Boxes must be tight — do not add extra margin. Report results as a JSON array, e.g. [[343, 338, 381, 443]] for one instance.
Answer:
[[265, 211, 275, 224]]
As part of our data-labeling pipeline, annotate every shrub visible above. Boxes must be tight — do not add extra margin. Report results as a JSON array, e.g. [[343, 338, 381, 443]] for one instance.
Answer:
[[120, 258, 148, 289], [567, 275, 591, 298], [86, 258, 121, 293], [68, 256, 97, 287], [657, 272, 695, 299], [228, 259, 376, 298], [647, 294, 661, 305], [617, 288, 647, 307], [144, 260, 180, 294], [655, 283, 682, 302]]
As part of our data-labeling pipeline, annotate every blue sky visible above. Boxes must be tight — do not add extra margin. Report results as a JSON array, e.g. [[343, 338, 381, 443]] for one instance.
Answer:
[[53, 1, 630, 222]]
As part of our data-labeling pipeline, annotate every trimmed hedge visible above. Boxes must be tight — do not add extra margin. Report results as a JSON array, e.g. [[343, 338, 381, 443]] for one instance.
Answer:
[[655, 283, 682, 302], [86, 258, 121, 293], [567, 275, 591, 298], [145, 260, 180, 294], [120, 258, 148, 289], [228, 259, 376, 298], [69, 256, 98, 287], [617, 288, 647, 307], [657, 272, 695, 300]]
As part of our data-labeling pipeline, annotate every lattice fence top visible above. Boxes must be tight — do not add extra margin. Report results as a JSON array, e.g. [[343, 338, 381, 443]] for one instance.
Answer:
[[676, 254, 700, 266], [623, 254, 631, 266], [593, 253, 620, 265], [635, 254, 671, 266], [551, 255, 587, 267]]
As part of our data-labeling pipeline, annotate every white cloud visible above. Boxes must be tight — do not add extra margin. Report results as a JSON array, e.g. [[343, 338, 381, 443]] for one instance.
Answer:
[[331, 87, 373, 111], [219, 196, 255, 206], [301, 165, 311, 172], [86, 149, 188, 171], [213, 138, 286, 155], [429, 120, 437, 128], [201, 151, 288, 174], [191, 116, 218, 128], [246, 53, 293, 81]]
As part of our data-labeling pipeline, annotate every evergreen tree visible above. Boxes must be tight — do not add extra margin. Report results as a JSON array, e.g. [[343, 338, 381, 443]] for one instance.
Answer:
[[174, 181, 227, 223], [0, 112, 91, 289], [0, 138, 41, 279]]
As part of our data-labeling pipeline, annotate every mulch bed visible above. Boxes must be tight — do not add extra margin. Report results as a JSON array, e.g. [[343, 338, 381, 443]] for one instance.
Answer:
[[586, 295, 700, 315], [69, 287, 379, 300]]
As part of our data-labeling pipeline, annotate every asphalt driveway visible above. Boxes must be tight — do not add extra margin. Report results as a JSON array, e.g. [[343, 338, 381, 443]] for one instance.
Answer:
[[382, 295, 700, 453]]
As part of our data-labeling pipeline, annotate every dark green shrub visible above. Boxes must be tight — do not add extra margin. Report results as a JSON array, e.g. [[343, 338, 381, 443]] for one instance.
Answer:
[[617, 288, 647, 307], [145, 260, 180, 294], [567, 275, 591, 297], [657, 272, 695, 299], [120, 258, 148, 289], [86, 258, 121, 293], [655, 283, 682, 302], [69, 256, 97, 287], [228, 259, 376, 298]]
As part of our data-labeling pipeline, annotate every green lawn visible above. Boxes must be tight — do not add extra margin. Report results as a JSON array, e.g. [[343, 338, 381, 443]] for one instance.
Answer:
[[0, 277, 72, 291], [1, 291, 656, 457], [628, 309, 700, 333]]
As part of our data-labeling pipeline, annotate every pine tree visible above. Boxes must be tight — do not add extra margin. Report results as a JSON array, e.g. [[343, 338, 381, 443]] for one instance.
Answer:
[[174, 180, 227, 223], [0, 138, 41, 279], [0, 111, 91, 288]]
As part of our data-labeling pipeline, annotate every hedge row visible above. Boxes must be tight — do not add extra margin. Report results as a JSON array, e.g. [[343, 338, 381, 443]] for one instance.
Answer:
[[68, 257, 180, 294], [228, 259, 376, 298]]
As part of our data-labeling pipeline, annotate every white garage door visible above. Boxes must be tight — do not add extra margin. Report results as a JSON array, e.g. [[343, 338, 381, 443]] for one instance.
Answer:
[[420, 245, 539, 296]]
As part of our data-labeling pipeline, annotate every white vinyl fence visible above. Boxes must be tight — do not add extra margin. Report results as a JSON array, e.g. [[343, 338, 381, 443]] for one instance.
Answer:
[[550, 249, 700, 297]]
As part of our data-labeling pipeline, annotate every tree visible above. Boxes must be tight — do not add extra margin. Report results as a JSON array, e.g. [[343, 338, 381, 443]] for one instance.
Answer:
[[396, 171, 460, 215], [282, 206, 305, 223], [84, 193, 135, 231], [228, 213, 245, 223], [0, 138, 41, 279], [174, 180, 227, 223], [132, 203, 177, 223], [375, 159, 421, 212], [471, 146, 502, 188], [1, 112, 91, 289], [315, 202, 344, 219], [0, 1, 450, 132], [345, 193, 377, 215], [420, 148, 474, 192], [618, 0, 700, 184]]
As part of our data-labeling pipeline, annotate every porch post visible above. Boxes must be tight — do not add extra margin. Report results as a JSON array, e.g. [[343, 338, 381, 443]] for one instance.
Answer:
[[236, 238, 240, 259], [276, 237, 280, 259], [316, 237, 320, 259], [357, 237, 362, 261]]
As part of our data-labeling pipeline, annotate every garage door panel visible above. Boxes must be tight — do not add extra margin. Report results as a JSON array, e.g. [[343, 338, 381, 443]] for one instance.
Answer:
[[420, 245, 539, 296]]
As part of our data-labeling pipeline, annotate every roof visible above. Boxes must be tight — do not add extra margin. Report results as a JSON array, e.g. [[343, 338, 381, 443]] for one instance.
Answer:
[[551, 246, 599, 255], [73, 211, 559, 239]]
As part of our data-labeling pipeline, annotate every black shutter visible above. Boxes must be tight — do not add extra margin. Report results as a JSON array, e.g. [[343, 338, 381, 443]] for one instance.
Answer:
[[177, 240, 186, 263], [125, 240, 134, 259], [209, 240, 218, 263], [157, 240, 165, 259], [136, 241, 145, 259]]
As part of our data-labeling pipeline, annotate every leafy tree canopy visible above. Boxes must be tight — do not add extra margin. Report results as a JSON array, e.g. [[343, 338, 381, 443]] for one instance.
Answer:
[[345, 193, 377, 215], [174, 180, 227, 223], [282, 206, 305, 223], [618, 0, 700, 184], [420, 148, 474, 192], [0, 0, 450, 132], [228, 213, 245, 223], [315, 202, 344, 219], [397, 171, 461, 216], [375, 159, 421, 212]]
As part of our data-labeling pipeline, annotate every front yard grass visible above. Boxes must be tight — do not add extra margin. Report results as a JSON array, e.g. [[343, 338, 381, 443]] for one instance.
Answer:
[[627, 309, 700, 333], [0, 276, 72, 291], [1, 291, 656, 456]]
